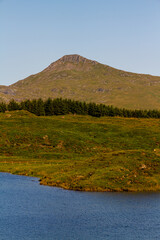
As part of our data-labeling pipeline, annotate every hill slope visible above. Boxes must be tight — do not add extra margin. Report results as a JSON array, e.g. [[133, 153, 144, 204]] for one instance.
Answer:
[[1, 54, 160, 109], [0, 111, 160, 192]]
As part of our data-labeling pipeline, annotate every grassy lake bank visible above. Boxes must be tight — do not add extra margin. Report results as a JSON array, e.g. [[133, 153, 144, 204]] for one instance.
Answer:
[[0, 110, 160, 192]]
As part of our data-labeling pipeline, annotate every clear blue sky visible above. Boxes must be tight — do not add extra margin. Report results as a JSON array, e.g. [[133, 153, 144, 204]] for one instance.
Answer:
[[1, 0, 160, 85]]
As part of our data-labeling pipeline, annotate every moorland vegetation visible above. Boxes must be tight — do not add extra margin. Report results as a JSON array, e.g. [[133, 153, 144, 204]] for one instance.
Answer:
[[0, 107, 160, 192]]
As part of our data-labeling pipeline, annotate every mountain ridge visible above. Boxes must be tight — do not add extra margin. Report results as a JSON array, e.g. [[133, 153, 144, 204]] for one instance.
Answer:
[[1, 54, 160, 110]]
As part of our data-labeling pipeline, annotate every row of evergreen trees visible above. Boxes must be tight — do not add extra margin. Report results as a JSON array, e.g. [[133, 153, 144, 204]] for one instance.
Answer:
[[0, 98, 160, 118]]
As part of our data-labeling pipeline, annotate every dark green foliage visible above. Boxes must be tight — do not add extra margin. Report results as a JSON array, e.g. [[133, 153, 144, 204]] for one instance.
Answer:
[[44, 98, 54, 116], [0, 102, 7, 112], [3, 98, 160, 119], [20, 100, 32, 112], [7, 99, 20, 111], [36, 98, 45, 116]]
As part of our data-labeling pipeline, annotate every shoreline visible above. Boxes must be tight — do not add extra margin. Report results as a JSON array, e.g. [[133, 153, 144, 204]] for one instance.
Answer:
[[1, 171, 160, 193]]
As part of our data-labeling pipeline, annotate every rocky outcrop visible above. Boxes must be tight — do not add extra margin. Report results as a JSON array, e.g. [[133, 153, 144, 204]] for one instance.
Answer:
[[57, 54, 98, 64], [44, 54, 98, 72]]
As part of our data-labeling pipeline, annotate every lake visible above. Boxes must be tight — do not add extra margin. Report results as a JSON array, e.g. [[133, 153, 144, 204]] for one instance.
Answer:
[[0, 172, 160, 240]]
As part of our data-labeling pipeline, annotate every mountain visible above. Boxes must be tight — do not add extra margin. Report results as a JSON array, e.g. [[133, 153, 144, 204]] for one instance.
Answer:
[[1, 54, 160, 109]]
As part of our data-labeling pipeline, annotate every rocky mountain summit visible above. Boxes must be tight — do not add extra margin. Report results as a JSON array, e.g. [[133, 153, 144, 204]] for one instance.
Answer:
[[55, 54, 98, 64], [1, 54, 160, 109], [43, 54, 98, 72]]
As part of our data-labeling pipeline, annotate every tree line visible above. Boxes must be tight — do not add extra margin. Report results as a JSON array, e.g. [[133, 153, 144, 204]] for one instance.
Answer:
[[0, 98, 160, 118]]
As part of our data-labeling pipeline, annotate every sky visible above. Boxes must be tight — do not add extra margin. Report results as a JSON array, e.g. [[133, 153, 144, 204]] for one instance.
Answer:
[[1, 0, 160, 86]]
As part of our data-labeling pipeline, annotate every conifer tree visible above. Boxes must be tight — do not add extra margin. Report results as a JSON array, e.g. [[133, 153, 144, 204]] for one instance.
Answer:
[[44, 98, 54, 115], [0, 102, 7, 112], [8, 99, 20, 111], [36, 98, 45, 116]]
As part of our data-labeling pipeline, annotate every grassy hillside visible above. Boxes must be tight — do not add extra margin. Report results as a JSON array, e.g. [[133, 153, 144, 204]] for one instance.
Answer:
[[0, 110, 160, 192], [1, 55, 160, 109]]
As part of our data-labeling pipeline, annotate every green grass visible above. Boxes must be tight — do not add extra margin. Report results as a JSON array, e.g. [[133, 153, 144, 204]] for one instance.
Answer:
[[0, 110, 160, 192]]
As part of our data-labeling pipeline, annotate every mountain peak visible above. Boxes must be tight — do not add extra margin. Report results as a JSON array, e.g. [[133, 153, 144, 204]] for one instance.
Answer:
[[44, 54, 98, 72], [57, 54, 97, 64], [2, 54, 160, 110]]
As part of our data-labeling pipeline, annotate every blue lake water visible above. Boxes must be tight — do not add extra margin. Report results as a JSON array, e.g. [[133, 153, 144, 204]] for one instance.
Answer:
[[0, 172, 160, 240]]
